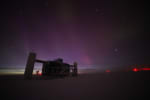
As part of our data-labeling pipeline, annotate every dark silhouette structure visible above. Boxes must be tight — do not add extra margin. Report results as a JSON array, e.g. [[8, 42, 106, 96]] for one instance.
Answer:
[[24, 52, 78, 79]]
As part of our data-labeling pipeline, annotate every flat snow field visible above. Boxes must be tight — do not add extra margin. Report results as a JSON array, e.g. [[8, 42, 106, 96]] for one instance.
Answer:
[[0, 72, 150, 100]]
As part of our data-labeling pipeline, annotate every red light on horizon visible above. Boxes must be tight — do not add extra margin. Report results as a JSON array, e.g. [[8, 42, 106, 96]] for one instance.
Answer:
[[132, 68, 150, 72], [140, 68, 150, 71], [133, 68, 138, 72], [106, 70, 111, 73], [39, 72, 42, 76], [36, 70, 42, 76]]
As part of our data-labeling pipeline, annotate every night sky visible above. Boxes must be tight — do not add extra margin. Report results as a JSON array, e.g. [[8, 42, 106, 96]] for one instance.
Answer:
[[0, 0, 147, 69]]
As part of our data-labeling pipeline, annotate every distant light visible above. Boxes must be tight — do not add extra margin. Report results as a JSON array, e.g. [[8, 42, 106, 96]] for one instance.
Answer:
[[106, 70, 111, 73], [39, 72, 42, 76], [132, 68, 150, 72], [133, 68, 138, 72], [140, 68, 150, 71]]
